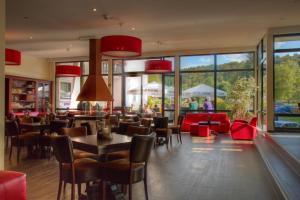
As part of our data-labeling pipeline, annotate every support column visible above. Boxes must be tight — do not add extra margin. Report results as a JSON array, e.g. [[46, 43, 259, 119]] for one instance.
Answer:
[[266, 32, 274, 132], [108, 59, 113, 114], [0, 0, 5, 170], [174, 55, 180, 124]]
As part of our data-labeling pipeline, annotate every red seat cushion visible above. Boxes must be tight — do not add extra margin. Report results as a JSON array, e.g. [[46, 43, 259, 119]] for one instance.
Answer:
[[0, 171, 27, 200]]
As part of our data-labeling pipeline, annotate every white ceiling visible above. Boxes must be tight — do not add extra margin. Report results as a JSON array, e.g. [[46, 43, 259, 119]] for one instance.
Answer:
[[5, 0, 300, 59]]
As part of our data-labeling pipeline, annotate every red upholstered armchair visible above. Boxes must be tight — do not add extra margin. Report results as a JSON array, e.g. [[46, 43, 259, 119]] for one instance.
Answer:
[[0, 171, 27, 200], [230, 117, 257, 140]]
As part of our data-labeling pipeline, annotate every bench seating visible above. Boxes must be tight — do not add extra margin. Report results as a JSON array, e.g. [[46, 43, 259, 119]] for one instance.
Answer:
[[182, 113, 231, 133]]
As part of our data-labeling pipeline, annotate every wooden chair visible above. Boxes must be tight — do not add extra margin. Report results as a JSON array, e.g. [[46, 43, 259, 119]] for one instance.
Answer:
[[39, 120, 69, 158], [153, 117, 172, 149], [109, 114, 119, 127], [99, 134, 155, 200], [102, 125, 151, 162], [5, 120, 39, 163], [140, 118, 152, 129], [51, 136, 100, 200], [60, 127, 98, 160], [80, 122, 93, 135], [169, 115, 184, 144]]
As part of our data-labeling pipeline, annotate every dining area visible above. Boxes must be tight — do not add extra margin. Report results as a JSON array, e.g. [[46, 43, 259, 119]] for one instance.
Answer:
[[4, 112, 280, 200], [4, 112, 185, 200]]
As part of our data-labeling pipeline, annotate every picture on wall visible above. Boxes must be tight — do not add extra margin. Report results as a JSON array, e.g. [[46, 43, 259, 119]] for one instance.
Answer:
[[60, 82, 72, 99]]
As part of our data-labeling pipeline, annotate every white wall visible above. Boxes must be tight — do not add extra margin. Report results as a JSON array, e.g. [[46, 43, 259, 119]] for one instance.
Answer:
[[5, 54, 54, 81], [0, 0, 5, 170]]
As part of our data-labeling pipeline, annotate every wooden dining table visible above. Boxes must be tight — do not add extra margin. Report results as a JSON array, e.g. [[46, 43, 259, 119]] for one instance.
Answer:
[[71, 133, 132, 155], [19, 123, 50, 134]]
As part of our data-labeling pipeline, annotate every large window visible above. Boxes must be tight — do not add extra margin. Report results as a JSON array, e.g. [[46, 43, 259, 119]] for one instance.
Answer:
[[274, 35, 300, 130], [113, 57, 175, 122], [180, 53, 254, 115]]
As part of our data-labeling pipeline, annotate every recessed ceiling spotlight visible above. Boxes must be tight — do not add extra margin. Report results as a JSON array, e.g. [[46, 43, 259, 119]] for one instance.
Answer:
[[92, 8, 97, 12], [279, 17, 286, 21], [29, 36, 33, 40], [131, 27, 136, 31]]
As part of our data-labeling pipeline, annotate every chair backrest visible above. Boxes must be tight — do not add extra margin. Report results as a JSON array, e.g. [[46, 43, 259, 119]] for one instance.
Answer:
[[31, 116, 41, 123], [153, 117, 168, 129], [130, 134, 155, 163], [80, 122, 93, 135], [48, 113, 56, 121], [5, 120, 20, 136], [20, 117, 33, 123], [118, 121, 140, 134], [126, 125, 150, 136], [140, 118, 152, 128], [50, 120, 69, 134], [249, 117, 258, 127], [60, 127, 87, 137], [67, 117, 75, 128], [177, 115, 185, 127], [109, 115, 119, 127], [51, 135, 74, 164]]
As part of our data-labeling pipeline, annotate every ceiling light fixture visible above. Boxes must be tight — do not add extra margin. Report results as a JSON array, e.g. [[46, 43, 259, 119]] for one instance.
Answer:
[[145, 60, 172, 73], [92, 8, 97, 12], [144, 41, 171, 73], [5, 48, 21, 65], [56, 65, 81, 77], [100, 35, 142, 58], [29, 36, 33, 40]]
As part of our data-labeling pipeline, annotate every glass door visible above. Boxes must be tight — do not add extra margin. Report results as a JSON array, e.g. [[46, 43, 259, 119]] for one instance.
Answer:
[[37, 82, 51, 113], [125, 76, 142, 112], [163, 75, 175, 123]]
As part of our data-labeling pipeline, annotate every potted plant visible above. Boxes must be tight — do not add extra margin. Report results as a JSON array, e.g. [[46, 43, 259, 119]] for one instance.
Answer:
[[226, 77, 256, 120]]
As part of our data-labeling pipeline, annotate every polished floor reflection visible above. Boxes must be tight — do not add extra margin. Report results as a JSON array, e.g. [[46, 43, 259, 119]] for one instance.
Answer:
[[5, 134, 279, 200]]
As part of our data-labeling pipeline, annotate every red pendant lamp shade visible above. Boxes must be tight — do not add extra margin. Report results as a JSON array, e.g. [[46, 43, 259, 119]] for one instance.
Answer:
[[5, 48, 21, 65], [145, 60, 172, 73], [56, 65, 81, 77], [100, 35, 142, 58]]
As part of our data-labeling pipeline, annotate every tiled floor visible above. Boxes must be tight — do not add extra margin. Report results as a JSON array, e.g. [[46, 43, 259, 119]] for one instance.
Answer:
[[5, 133, 280, 200]]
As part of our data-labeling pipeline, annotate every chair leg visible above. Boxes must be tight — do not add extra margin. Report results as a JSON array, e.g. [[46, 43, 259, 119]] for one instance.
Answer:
[[129, 183, 132, 200], [77, 184, 81, 197], [71, 183, 75, 200], [165, 137, 169, 149], [144, 168, 149, 200], [179, 131, 182, 144], [17, 146, 21, 163], [57, 180, 62, 200], [9, 144, 13, 160], [5, 136, 8, 150], [170, 135, 172, 147], [63, 182, 67, 192], [102, 181, 106, 200]]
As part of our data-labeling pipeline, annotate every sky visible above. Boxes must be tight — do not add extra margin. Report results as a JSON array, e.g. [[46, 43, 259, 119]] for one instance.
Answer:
[[180, 53, 251, 69]]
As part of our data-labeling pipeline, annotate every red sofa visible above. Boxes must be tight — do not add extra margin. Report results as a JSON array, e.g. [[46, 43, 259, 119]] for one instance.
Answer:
[[230, 117, 257, 140], [181, 113, 231, 133], [0, 171, 27, 200]]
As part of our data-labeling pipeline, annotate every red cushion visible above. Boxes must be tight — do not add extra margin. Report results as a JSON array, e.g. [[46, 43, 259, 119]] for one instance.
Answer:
[[230, 122, 257, 140], [0, 171, 27, 200]]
